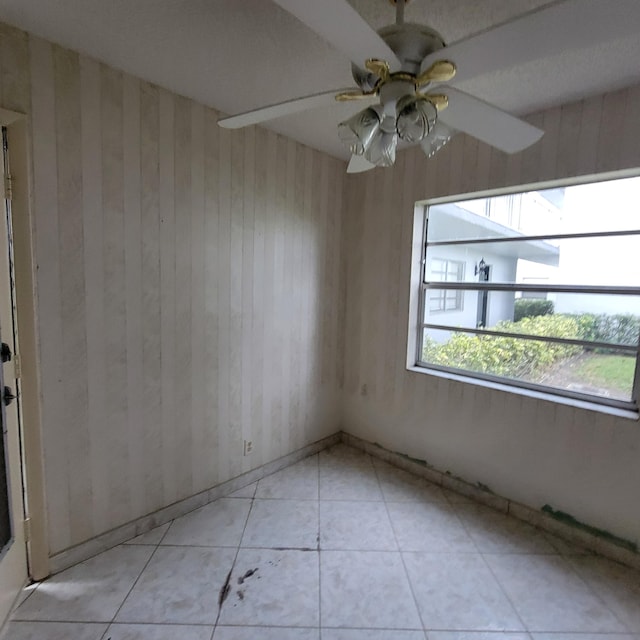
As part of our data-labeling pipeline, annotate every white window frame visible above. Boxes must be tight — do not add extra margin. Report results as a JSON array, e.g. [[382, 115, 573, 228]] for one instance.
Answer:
[[410, 173, 640, 415]]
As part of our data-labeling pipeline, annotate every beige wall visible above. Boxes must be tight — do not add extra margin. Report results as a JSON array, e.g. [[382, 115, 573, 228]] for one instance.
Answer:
[[342, 86, 640, 546], [0, 22, 345, 556]]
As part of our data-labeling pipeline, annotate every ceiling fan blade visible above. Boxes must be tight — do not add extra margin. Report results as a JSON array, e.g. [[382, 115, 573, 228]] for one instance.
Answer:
[[272, 0, 401, 69], [437, 88, 543, 154], [347, 154, 376, 174], [421, 0, 640, 85], [218, 88, 357, 129]]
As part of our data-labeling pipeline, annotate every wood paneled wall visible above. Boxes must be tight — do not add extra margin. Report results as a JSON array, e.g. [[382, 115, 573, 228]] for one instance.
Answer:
[[0, 23, 345, 555], [343, 85, 640, 545]]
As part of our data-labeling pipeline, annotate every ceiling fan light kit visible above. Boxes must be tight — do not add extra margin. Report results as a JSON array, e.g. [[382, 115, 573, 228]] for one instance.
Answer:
[[218, 0, 640, 173]]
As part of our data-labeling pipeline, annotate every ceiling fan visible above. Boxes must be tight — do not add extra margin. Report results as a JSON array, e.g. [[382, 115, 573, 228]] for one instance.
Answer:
[[218, 0, 638, 173]]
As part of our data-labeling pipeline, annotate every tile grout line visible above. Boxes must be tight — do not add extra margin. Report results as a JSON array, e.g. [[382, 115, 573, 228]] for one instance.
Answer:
[[98, 535, 167, 640], [475, 549, 535, 635], [539, 553, 635, 634], [372, 454, 427, 635], [450, 503, 533, 636], [8, 582, 40, 617], [212, 486, 259, 632]]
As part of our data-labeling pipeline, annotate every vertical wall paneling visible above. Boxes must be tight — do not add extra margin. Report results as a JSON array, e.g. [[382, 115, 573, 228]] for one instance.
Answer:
[[29, 37, 69, 553], [190, 102, 206, 490], [619, 85, 640, 169], [173, 95, 193, 499], [336, 160, 348, 393], [214, 122, 231, 484], [383, 151, 404, 408], [538, 106, 561, 183], [101, 65, 131, 528], [302, 145, 315, 441], [516, 115, 542, 185], [555, 100, 583, 180], [474, 139, 492, 191], [576, 94, 603, 176], [460, 135, 479, 195], [139, 82, 164, 511], [202, 107, 220, 485], [54, 47, 92, 544], [123, 73, 144, 518], [271, 136, 286, 458], [285, 138, 297, 447], [158, 89, 177, 506], [596, 90, 627, 174], [260, 130, 277, 464], [488, 145, 508, 192], [290, 143, 304, 451], [343, 173, 363, 397], [241, 125, 255, 473], [251, 126, 266, 466], [330, 161, 343, 407], [317, 151, 330, 423], [228, 128, 244, 476], [79, 55, 107, 540], [446, 134, 465, 196]]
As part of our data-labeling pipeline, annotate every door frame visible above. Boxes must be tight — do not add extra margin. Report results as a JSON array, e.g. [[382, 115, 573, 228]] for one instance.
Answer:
[[1, 107, 48, 584]]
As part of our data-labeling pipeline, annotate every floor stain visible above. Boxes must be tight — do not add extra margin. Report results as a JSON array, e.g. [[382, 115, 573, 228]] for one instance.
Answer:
[[237, 567, 258, 584], [218, 569, 232, 607]]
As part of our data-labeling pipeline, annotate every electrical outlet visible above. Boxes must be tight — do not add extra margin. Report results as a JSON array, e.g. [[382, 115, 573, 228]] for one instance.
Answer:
[[243, 440, 253, 456]]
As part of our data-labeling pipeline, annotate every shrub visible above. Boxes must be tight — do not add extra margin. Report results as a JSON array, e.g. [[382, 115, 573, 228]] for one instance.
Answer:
[[422, 312, 640, 381], [570, 312, 640, 346], [423, 313, 581, 379], [514, 298, 554, 322]]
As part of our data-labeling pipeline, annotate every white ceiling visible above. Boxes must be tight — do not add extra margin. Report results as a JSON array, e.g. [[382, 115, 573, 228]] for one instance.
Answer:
[[1, 0, 640, 160]]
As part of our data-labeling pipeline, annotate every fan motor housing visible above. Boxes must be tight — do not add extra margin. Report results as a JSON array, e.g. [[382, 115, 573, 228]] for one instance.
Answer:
[[351, 22, 446, 90]]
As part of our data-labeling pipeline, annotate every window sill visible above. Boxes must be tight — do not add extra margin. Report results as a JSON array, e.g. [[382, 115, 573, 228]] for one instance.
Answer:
[[407, 365, 640, 421]]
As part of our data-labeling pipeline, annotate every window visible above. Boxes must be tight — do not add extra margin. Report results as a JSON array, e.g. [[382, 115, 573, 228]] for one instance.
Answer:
[[429, 259, 464, 312], [416, 175, 640, 412]]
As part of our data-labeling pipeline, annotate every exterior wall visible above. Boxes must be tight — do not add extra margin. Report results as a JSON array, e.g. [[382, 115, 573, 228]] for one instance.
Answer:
[[424, 244, 516, 343], [0, 22, 346, 556], [485, 256, 517, 328], [343, 85, 640, 546]]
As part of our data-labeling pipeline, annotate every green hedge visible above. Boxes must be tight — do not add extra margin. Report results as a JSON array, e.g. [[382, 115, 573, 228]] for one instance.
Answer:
[[513, 298, 554, 322], [423, 314, 581, 379], [423, 312, 640, 380], [570, 313, 640, 346]]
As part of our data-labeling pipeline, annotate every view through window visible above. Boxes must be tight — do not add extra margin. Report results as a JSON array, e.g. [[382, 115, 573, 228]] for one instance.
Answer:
[[418, 175, 640, 411]]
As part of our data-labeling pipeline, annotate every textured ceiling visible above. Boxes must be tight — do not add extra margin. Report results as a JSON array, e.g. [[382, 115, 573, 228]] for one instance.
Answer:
[[1, 0, 639, 160]]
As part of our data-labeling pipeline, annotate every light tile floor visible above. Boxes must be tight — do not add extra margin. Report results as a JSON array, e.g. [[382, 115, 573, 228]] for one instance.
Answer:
[[4, 443, 640, 639]]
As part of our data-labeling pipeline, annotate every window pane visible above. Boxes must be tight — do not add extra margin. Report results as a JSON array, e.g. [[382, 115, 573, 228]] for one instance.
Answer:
[[423, 290, 640, 347], [428, 288, 463, 313], [424, 234, 640, 287], [419, 175, 640, 409], [426, 177, 640, 243], [421, 329, 635, 403]]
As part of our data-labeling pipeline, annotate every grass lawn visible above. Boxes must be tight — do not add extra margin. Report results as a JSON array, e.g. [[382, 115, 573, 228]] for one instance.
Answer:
[[572, 353, 635, 396]]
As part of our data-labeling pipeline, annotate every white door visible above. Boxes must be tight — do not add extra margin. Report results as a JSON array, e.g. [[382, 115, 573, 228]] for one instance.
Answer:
[[0, 125, 27, 623]]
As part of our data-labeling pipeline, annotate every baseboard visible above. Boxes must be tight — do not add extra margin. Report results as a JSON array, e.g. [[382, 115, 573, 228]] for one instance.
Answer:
[[49, 432, 341, 575], [49, 429, 639, 574], [341, 431, 640, 571]]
